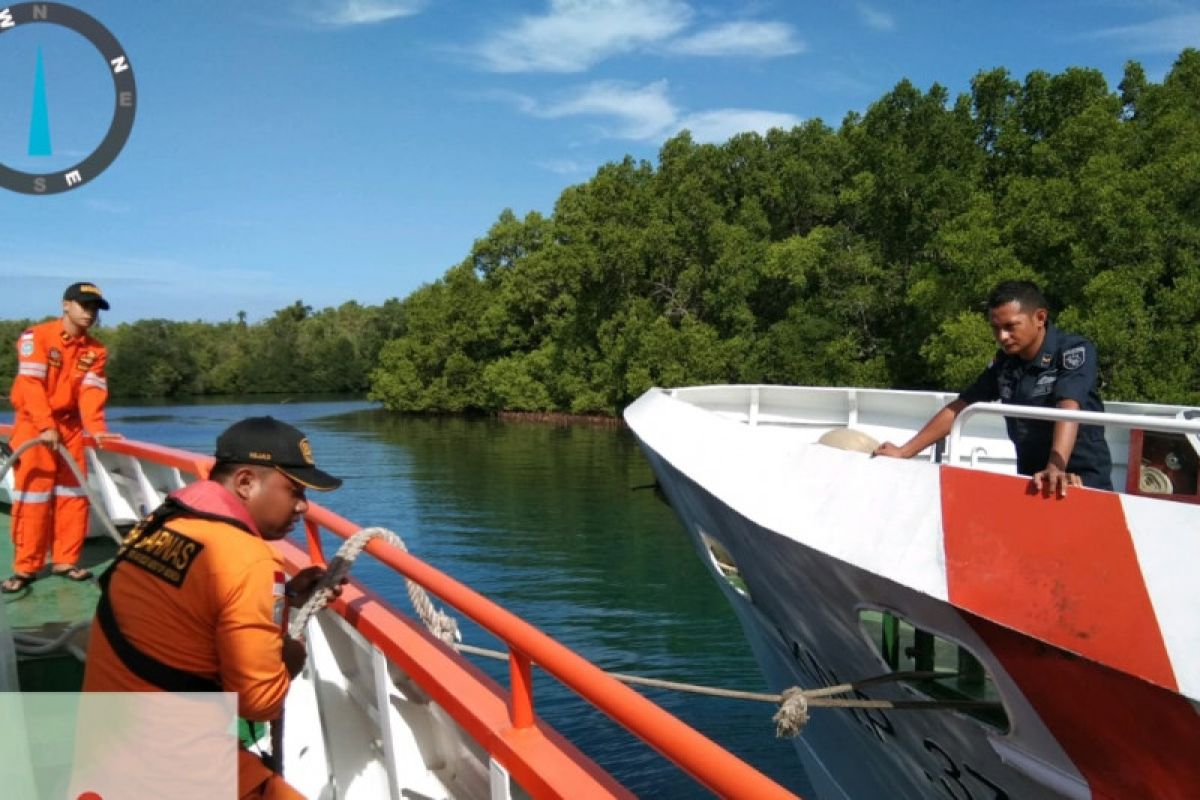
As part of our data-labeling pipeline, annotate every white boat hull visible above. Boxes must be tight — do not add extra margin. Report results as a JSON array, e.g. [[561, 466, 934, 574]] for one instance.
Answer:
[[638, 445, 1093, 799], [627, 385, 1200, 800]]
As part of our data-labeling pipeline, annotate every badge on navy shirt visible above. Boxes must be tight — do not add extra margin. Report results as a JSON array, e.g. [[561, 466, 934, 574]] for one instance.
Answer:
[[1062, 346, 1086, 370], [1040, 352, 1053, 367]]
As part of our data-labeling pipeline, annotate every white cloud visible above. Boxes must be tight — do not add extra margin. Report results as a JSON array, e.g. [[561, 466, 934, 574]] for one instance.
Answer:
[[1084, 13, 1200, 53], [477, 0, 692, 72], [537, 80, 680, 140], [674, 109, 801, 143], [516, 81, 799, 143], [667, 21, 804, 57], [297, 0, 426, 28], [857, 3, 895, 31], [536, 159, 586, 175]]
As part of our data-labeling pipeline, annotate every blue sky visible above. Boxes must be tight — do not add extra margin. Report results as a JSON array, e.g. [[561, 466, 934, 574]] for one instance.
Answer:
[[0, 0, 1196, 324]]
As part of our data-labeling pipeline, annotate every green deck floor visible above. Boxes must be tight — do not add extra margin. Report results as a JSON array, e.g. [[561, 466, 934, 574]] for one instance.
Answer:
[[2, 510, 117, 691]]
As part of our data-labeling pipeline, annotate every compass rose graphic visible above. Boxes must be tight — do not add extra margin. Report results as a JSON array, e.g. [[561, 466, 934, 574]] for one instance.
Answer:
[[0, 2, 136, 195]]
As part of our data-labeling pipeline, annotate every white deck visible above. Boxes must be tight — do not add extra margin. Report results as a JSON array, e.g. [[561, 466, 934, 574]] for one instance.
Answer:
[[664, 384, 1200, 491]]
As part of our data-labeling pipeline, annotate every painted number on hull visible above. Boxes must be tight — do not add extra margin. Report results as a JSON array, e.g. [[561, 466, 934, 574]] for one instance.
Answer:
[[787, 634, 1010, 799], [924, 739, 1009, 800], [801, 650, 895, 742]]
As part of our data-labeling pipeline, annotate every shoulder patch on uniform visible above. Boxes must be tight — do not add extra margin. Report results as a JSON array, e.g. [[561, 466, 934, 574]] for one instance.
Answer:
[[1062, 345, 1086, 370], [19, 330, 34, 340], [19, 340, 34, 357], [123, 525, 205, 588]]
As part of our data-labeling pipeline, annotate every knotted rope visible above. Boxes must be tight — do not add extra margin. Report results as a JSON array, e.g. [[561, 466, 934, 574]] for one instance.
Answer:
[[771, 670, 1004, 737], [454, 641, 1004, 738], [773, 688, 810, 736], [288, 526, 460, 645], [274, 526, 459, 774], [278, 523, 1001, 743]]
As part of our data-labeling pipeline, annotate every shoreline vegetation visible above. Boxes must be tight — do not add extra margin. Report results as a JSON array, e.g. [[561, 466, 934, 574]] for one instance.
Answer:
[[0, 393, 625, 426], [497, 410, 625, 427], [4, 53, 1199, 413]]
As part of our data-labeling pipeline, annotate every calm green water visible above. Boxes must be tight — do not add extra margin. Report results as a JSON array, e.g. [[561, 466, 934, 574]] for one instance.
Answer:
[[100, 399, 811, 798]]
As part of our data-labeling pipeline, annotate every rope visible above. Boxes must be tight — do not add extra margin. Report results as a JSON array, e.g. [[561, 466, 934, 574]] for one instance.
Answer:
[[456, 643, 776, 700], [12, 620, 91, 655], [13, 622, 90, 662], [6, 444, 1003, 744], [278, 526, 460, 780], [289, 526, 461, 645], [0, 437, 124, 545], [770, 670, 1006, 737], [455, 643, 1000, 738], [0, 437, 125, 664], [285, 526, 999, 739]]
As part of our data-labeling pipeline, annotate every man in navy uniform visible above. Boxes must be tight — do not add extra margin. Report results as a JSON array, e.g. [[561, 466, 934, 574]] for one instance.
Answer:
[[874, 280, 1113, 495]]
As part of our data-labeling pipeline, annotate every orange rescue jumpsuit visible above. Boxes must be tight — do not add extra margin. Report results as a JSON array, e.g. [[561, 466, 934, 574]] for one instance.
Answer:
[[9, 318, 110, 574], [83, 481, 303, 800]]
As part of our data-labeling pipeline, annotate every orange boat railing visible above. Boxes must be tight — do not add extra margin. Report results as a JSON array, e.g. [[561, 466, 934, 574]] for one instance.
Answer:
[[0, 426, 799, 799]]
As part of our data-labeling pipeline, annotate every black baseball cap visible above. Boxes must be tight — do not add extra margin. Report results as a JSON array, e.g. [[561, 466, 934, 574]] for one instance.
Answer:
[[63, 281, 111, 310], [214, 416, 342, 491]]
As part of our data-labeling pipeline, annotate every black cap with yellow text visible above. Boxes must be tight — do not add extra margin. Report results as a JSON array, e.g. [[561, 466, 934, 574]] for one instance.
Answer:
[[214, 416, 342, 491], [63, 281, 110, 310]]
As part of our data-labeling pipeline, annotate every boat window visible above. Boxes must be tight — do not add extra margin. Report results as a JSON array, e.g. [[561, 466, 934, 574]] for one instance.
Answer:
[[699, 531, 750, 599], [857, 609, 1009, 732]]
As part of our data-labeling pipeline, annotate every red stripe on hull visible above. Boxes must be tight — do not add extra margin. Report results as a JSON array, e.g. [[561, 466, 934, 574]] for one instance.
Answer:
[[968, 612, 1200, 799], [940, 467, 1177, 692]]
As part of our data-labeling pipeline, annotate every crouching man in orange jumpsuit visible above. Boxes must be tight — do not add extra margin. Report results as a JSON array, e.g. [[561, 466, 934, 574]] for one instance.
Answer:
[[83, 416, 344, 799], [3, 282, 122, 593]]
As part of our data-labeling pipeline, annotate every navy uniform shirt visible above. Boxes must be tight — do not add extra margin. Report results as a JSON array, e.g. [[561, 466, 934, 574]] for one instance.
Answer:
[[958, 324, 1113, 490]]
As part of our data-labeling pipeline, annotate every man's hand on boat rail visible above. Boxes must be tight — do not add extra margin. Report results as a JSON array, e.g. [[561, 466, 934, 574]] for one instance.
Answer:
[[285, 565, 347, 608], [1030, 463, 1084, 498], [92, 431, 124, 449]]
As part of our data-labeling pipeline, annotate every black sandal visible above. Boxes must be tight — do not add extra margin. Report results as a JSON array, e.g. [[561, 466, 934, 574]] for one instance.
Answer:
[[51, 566, 93, 582], [1, 573, 36, 593]]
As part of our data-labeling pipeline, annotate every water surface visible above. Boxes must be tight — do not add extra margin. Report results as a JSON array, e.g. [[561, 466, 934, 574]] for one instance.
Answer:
[[102, 399, 812, 798]]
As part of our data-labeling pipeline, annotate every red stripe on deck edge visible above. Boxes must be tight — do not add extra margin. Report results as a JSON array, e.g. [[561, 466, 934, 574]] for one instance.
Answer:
[[940, 467, 1176, 692]]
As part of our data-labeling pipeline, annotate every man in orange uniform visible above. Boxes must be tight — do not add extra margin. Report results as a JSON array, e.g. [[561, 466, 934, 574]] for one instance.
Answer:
[[83, 416, 343, 799], [3, 282, 122, 593]]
